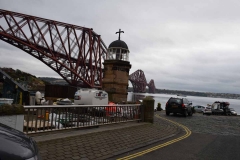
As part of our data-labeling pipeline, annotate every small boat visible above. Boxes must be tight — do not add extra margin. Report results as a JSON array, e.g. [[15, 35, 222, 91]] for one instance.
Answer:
[[177, 94, 187, 97], [56, 98, 73, 105]]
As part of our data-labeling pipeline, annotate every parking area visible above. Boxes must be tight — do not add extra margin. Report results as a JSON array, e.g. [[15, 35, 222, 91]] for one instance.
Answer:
[[159, 111, 240, 136]]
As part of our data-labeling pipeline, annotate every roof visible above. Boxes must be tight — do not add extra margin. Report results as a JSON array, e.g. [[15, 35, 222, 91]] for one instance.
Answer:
[[213, 101, 230, 104], [108, 40, 128, 49]]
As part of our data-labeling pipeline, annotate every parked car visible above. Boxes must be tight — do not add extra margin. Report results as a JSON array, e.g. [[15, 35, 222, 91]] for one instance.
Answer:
[[193, 105, 206, 113], [165, 97, 193, 117], [227, 108, 237, 116], [202, 107, 212, 115], [211, 101, 230, 115], [0, 123, 41, 160], [212, 108, 224, 115]]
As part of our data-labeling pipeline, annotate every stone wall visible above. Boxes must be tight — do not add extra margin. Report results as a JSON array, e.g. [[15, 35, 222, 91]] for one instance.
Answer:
[[103, 60, 131, 102]]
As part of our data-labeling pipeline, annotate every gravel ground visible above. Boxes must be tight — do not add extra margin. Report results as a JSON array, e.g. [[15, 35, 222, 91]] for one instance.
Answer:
[[158, 111, 240, 136]]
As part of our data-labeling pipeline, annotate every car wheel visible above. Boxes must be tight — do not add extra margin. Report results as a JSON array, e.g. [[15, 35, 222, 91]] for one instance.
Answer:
[[188, 110, 193, 116], [184, 110, 188, 117], [166, 111, 170, 116]]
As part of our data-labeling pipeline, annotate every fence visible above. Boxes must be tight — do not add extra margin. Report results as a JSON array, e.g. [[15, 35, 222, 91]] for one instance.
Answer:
[[24, 104, 142, 134]]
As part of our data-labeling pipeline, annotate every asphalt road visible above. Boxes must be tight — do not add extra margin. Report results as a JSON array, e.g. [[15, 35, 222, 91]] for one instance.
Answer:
[[115, 112, 240, 160], [135, 133, 240, 160]]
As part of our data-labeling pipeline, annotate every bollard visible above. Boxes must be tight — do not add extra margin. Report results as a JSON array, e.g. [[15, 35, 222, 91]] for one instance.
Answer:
[[157, 102, 162, 111], [142, 96, 155, 123]]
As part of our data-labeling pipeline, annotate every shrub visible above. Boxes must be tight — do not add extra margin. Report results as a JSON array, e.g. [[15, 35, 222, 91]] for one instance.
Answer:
[[157, 103, 163, 111], [0, 104, 24, 116]]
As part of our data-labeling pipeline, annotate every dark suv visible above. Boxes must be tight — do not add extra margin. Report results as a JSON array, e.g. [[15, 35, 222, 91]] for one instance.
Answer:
[[165, 97, 193, 117]]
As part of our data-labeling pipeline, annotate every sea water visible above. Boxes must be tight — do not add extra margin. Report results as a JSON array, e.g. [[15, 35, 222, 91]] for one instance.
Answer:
[[127, 92, 240, 114]]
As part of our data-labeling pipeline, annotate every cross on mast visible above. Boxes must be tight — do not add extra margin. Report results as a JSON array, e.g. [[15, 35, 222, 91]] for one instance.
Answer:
[[116, 29, 124, 40]]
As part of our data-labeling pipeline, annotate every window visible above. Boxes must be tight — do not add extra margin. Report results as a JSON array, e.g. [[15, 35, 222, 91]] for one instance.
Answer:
[[169, 98, 182, 104], [183, 98, 189, 104]]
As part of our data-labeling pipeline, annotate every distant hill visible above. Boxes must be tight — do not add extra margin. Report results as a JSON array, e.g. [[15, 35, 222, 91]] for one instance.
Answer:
[[155, 89, 240, 99], [0, 68, 68, 92], [1, 68, 239, 99], [38, 77, 68, 85], [0, 67, 45, 91]]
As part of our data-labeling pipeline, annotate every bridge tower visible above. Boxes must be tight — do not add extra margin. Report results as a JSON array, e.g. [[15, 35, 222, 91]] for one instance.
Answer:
[[102, 29, 131, 102]]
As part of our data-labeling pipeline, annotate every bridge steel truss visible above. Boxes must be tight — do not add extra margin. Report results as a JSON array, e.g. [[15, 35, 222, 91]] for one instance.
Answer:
[[0, 9, 107, 88], [148, 79, 156, 93], [129, 69, 156, 93]]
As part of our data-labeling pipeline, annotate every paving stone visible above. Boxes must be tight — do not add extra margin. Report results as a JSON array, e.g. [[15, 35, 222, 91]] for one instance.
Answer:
[[92, 150, 101, 154], [88, 155, 96, 160], [46, 155, 56, 159], [80, 154, 87, 158], [72, 153, 80, 157], [72, 156, 81, 160], [72, 149, 79, 154], [64, 154, 73, 158], [37, 114, 183, 160], [56, 157, 65, 160]]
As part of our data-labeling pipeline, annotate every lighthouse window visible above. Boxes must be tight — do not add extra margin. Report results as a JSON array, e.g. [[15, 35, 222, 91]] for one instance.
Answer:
[[107, 48, 129, 61], [116, 53, 121, 60]]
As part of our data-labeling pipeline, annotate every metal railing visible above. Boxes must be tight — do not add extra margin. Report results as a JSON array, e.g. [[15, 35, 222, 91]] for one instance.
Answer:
[[24, 104, 142, 134]]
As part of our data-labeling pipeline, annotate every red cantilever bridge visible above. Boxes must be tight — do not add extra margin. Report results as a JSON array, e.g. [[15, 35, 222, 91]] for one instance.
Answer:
[[129, 70, 156, 93], [0, 9, 155, 93]]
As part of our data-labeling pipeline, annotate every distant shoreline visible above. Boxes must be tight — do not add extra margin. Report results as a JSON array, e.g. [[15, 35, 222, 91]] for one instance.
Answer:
[[128, 88, 240, 100]]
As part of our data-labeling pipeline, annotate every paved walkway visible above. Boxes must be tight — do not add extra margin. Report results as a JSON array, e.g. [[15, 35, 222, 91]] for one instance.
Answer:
[[33, 112, 183, 160]]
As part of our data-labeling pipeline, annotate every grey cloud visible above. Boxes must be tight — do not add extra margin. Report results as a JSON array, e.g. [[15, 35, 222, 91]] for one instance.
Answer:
[[0, 42, 19, 51], [1, 0, 240, 94]]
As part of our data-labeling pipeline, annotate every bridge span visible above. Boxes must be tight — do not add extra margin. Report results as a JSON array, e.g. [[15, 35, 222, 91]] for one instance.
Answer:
[[0, 9, 155, 93], [0, 9, 107, 88], [129, 69, 156, 93]]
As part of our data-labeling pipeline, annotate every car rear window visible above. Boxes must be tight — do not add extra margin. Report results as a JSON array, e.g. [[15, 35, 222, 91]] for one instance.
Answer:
[[168, 98, 182, 104]]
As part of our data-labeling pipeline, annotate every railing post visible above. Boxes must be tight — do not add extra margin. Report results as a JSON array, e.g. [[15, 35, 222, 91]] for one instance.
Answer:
[[140, 104, 144, 122], [142, 96, 155, 123]]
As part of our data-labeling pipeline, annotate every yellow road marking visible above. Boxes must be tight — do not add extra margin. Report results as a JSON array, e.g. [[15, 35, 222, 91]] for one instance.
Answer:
[[117, 114, 192, 160]]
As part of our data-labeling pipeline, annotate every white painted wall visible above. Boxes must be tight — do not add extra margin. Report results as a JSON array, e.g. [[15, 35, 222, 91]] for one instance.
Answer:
[[0, 115, 24, 132]]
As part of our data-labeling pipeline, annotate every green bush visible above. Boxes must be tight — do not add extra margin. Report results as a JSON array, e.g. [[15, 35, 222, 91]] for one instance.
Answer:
[[157, 103, 163, 111], [0, 104, 24, 116]]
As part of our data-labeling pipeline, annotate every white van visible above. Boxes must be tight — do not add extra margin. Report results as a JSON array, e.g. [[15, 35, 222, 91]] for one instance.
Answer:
[[74, 89, 108, 105]]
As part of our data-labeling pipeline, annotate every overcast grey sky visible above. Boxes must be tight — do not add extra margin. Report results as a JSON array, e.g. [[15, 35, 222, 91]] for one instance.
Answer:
[[1, 0, 240, 94]]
